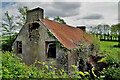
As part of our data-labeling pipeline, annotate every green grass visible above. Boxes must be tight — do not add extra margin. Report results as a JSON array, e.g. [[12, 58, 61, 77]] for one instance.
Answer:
[[99, 41, 120, 64], [99, 41, 119, 53]]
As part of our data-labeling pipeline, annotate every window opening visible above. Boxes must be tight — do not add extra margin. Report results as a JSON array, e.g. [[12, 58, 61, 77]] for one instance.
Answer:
[[16, 41, 22, 53], [45, 42, 56, 58]]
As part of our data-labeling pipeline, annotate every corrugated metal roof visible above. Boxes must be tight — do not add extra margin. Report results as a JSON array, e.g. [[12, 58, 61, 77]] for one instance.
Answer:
[[41, 19, 93, 50]]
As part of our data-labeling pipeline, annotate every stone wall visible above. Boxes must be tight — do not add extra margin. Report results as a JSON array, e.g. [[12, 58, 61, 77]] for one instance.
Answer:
[[12, 20, 68, 72], [26, 8, 44, 23]]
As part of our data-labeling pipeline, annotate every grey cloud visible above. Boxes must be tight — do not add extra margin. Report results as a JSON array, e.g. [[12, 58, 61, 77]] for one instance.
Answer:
[[16, 2, 80, 17], [45, 2, 81, 17], [82, 14, 104, 20]]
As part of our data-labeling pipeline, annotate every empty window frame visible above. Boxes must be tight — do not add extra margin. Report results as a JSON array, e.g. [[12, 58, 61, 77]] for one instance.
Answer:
[[16, 41, 22, 54], [45, 42, 56, 58]]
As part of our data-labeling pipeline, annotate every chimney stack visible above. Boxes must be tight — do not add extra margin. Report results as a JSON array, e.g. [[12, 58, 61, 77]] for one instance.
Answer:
[[26, 7, 44, 22], [77, 26, 86, 32]]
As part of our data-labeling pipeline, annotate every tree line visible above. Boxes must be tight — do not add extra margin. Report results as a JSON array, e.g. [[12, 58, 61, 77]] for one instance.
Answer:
[[88, 24, 120, 46]]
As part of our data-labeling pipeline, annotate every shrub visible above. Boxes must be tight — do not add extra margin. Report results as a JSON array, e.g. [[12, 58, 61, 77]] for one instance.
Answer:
[[2, 51, 83, 79], [97, 49, 120, 79]]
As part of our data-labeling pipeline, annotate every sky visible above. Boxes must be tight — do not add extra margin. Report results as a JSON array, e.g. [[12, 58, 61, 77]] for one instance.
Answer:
[[0, 0, 119, 34]]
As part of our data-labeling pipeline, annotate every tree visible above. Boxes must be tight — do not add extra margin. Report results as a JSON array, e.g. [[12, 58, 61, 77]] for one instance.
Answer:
[[16, 6, 29, 28], [53, 16, 66, 24], [103, 24, 110, 40], [1, 6, 29, 51], [105, 25, 110, 40], [45, 16, 49, 19], [97, 24, 103, 40], [118, 24, 120, 46], [2, 11, 17, 51], [111, 24, 118, 40], [88, 26, 93, 34], [111, 24, 120, 46]]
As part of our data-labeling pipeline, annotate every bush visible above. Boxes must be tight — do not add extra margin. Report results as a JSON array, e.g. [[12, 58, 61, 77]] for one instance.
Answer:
[[2, 34, 18, 51], [2, 51, 84, 79], [100, 65, 120, 79], [1, 47, 120, 79], [97, 49, 120, 79]]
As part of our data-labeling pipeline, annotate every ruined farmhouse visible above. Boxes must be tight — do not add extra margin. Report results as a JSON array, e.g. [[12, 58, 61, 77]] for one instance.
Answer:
[[12, 7, 94, 73]]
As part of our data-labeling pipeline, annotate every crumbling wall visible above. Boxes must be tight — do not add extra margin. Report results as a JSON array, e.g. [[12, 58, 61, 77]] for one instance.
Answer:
[[12, 20, 68, 72]]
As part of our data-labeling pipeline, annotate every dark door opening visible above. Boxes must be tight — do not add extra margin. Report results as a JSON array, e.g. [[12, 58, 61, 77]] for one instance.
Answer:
[[45, 42, 56, 58]]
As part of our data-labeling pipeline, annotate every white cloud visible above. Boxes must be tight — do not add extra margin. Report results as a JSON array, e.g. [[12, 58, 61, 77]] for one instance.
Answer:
[[62, 2, 118, 27], [1, 1, 119, 32]]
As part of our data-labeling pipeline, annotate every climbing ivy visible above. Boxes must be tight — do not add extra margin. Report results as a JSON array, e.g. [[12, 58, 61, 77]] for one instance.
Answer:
[[47, 29, 68, 52], [47, 30, 55, 38]]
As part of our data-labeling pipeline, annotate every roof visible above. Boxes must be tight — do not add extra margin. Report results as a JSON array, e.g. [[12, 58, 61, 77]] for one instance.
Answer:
[[41, 19, 93, 50]]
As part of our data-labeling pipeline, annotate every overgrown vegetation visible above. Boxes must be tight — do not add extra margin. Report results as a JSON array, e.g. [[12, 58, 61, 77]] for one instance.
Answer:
[[98, 41, 120, 79], [47, 29, 68, 52], [47, 28, 120, 79], [1, 29, 120, 79], [2, 41, 120, 79], [2, 50, 91, 79]]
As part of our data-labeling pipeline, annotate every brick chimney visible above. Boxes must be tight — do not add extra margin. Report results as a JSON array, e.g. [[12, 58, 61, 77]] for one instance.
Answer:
[[77, 26, 86, 32], [26, 7, 44, 22]]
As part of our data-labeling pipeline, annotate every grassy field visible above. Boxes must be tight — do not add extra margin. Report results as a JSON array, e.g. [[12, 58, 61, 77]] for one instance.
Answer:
[[99, 41, 119, 52], [99, 41, 120, 64]]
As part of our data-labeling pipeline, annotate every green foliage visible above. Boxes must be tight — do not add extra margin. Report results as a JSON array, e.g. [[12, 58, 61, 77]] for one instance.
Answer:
[[16, 6, 29, 27], [45, 16, 49, 19], [99, 41, 118, 53], [54, 39, 68, 52], [92, 36, 100, 52], [2, 34, 18, 51], [47, 29, 55, 38], [89, 24, 120, 46], [72, 65, 77, 71], [1, 11, 19, 51], [2, 51, 83, 79], [53, 16, 66, 24], [47, 29, 68, 52], [99, 41, 120, 64], [100, 65, 120, 79], [1, 6, 28, 51], [2, 11, 17, 38], [2, 40, 120, 79], [97, 41, 120, 79]]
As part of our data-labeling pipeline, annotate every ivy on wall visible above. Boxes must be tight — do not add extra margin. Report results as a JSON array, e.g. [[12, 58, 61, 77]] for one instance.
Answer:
[[47, 29, 68, 52]]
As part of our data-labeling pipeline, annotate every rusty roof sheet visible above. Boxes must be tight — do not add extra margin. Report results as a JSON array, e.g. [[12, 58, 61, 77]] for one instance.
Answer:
[[41, 19, 93, 50]]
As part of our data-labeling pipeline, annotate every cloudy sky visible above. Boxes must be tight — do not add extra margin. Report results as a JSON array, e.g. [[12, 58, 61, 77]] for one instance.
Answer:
[[0, 0, 119, 33]]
